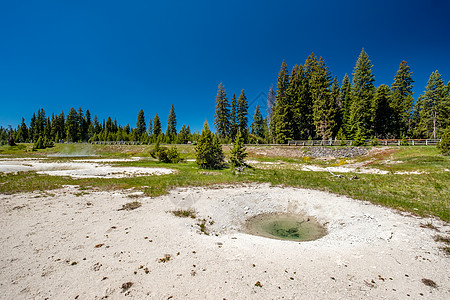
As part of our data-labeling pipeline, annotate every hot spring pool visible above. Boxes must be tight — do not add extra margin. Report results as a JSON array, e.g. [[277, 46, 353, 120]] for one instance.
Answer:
[[244, 213, 327, 241]]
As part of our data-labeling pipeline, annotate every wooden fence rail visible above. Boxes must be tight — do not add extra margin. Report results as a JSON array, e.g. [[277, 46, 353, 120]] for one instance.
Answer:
[[287, 139, 441, 146]]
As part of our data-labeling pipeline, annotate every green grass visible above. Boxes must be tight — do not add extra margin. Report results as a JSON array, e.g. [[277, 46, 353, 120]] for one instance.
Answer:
[[0, 144, 449, 222]]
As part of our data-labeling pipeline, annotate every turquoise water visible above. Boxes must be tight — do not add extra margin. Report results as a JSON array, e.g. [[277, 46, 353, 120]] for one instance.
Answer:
[[245, 213, 326, 241]]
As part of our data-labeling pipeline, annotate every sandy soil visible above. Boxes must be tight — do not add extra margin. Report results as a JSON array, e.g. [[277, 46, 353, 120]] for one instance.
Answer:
[[1, 184, 448, 299], [0, 158, 173, 178]]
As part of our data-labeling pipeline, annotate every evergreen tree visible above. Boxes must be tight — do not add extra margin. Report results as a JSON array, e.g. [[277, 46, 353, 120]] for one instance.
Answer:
[[418, 71, 446, 138], [272, 60, 293, 143], [93, 115, 101, 134], [66, 107, 79, 142], [85, 110, 92, 128], [391, 60, 414, 136], [348, 49, 376, 138], [330, 76, 342, 136], [229, 93, 238, 139], [148, 119, 153, 135], [78, 107, 88, 142], [251, 103, 264, 138], [229, 129, 248, 170], [237, 89, 249, 141], [53, 111, 65, 142], [17, 117, 28, 142], [178, 124, 191, 144], [136, 109, 146, 137], [29, 113, 36, 142], [166, 104, 177, 140], [153, 114, 162, 136], [437, 126, 450, 155], [34, 108, 46, 141], [286, 64, 302, 140], [372, 85, 393, 138], [214, 83, 230, 139], [340, 73, 352, 136], [44, 117, 52, 140], [266, 86, 276, 142], [309, 57, 336, 140], [195, 121, 225, 169]]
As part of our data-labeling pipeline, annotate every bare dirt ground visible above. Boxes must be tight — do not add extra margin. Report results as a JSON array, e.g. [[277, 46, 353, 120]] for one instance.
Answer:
[[1, 184, 448, 299], [0, 158, 173, 178]]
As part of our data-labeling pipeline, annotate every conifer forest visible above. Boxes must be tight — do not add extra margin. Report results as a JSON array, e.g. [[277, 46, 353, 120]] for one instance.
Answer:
[[1, 49, 449, 146]]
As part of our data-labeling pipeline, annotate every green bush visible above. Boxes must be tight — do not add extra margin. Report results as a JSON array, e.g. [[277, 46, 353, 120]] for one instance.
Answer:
[[437, 126, 450, 155], [400, 134, 409, 146], [371, 136, 379, 146], [150, 143, 181, 163]]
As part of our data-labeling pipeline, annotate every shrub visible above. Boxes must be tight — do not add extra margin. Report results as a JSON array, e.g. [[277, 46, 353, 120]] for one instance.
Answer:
[[400, 134, 409, 146], [371, 136, 379, 146], [150, 143, 181, 163]]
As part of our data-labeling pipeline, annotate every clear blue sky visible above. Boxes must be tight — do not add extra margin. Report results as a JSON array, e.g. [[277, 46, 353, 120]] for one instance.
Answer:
[[1, 0, 449, 132]]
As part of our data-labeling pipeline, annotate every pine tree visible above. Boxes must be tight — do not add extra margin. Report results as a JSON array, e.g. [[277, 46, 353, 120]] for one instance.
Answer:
[[44, 117, 52, 140], [214, 83, 230, 140], [272, 60, 293, 143], [296, 64, 314, 139], [251, 103, 264, 138], [266, 86, 276, 142], [309, 56, 336, 140], [166, 104, 177, 141], [29, 113, 36, 142], [340, 74, 352, 136], [418, 71, 446, 139], [229, 129, 248, 170], [437, 126, 450, 155], [229, 93, 238, 139], [195, 121, 225, 169], [34, 108, 46, 141], [372, 85, 393, 138], [148, 119, 153, 135], [330, 76, 342, 136], [391, 60, 414, 136], [78, 107, 88, 142], [18, 117, 28, 142], [106, 117, 114, 134], [178, 124, 190, 144], [348, 49, 376, 138], [153, 114, 162, 136], [66, 107, 79, 142], [93, 115, 101, 134], [237, 89, 249, 141], [53, 111, 65, 142], [262, 116, 269, 141], [136, 109, 146, 137]]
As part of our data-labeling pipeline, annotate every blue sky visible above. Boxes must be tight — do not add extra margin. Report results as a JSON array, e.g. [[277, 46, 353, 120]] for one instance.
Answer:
[[1, 0, 449, 132]]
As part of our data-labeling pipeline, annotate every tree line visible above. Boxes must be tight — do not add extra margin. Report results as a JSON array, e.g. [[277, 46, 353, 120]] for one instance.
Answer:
[[214, 49, 450, 144], [2, 48, 449, 147], [0, 105, 197, 147]]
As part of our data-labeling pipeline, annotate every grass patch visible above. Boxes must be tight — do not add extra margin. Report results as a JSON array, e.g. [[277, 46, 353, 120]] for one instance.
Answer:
[[1, 145, 449, 222], [158, 254, 172, 263], [118, 201, 142, 211], [196, 218, 209, 235], [171, 209, 197, 218]]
